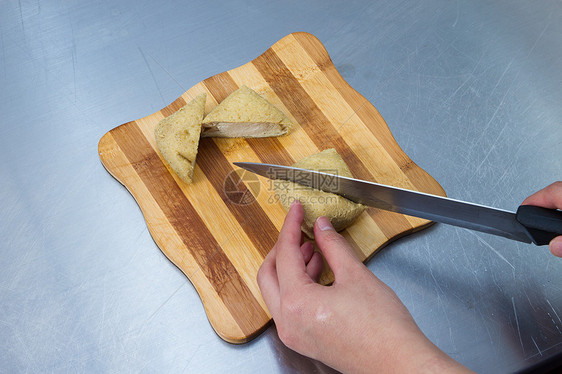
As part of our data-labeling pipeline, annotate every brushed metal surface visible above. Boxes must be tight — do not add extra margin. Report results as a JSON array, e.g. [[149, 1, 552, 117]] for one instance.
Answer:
[[1, 0, 561, 373]]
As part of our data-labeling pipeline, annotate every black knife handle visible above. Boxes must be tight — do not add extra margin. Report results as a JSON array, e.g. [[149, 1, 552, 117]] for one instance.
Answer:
[[516, 205, 562, 245]]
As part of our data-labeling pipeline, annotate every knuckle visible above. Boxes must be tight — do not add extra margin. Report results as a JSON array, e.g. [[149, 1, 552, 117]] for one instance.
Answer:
[[317, 230, 358, 259], [276, 324, 298, 349]]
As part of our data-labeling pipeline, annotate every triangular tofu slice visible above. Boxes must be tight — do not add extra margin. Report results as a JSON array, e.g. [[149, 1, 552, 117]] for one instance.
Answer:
[[154, 93, 206, 184], [273, 149, 366, 238], [201, 85, 292, 138]]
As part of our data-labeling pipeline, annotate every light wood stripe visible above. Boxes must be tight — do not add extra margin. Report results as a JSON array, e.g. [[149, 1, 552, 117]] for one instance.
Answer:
[[133, 98, 274, 312], [205, 71, 345, 281], [98, 32, 446, 343], [292, 34, 439, 227], [200, 76, 287, 258], [226, 64, 392, 258], [252, 47, 416, 239], [203, 71, 391, 266], [99, 132, 199, 278], [273, 36, 409, 185], [293, 32, 445, 196], [176, 83, 289, 239], [228, 62, 322, 163], [272, 36, 426, 229], [98, 133, 246, 340], [200, 75, 293, 232], [110, 122, 269, 336], [253, 48, 373, 180], [196, 138, 279, 259]]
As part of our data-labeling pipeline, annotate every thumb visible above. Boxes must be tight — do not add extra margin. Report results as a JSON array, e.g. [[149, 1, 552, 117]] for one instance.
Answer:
[[314, 216, 362, 282], [550, 236, 562, 257]]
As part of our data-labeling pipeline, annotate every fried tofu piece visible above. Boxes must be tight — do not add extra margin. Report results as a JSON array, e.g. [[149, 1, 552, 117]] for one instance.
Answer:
[[201, 85, 292, 138], [274, 149, 366, 238], [154, 93, 206, 183]]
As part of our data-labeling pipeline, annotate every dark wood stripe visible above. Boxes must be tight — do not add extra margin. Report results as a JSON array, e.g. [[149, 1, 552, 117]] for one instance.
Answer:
[[197, 137, 279, 258], [246, 138, 295, 165], [110, 122, 268, 334], [201, 74, 283, 258], [203, 72, 239, 103], [252, 48, 413, 238], [253, 48, 378, 182], [293, 33, 437, 194], [161, 96, 188, 117]]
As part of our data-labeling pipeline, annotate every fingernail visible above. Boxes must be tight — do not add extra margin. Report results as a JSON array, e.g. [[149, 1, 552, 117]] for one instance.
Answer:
[[316, 216, 334, 231], [551, 238, 562, 257]]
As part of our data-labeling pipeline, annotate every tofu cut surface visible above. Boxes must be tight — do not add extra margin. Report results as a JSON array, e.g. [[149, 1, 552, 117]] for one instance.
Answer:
[[154, 93, 206, 183], [201, 85, 292, 138]]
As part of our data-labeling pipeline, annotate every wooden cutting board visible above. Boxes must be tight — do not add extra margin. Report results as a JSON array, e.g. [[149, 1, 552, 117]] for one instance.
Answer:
[[98, 32, 446, 344]]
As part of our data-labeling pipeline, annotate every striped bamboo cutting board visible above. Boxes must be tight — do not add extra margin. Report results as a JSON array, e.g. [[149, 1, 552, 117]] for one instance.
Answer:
[[98, 32, 446, 344]]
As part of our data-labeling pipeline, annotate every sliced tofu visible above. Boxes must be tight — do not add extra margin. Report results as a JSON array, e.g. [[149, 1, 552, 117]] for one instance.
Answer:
[[273, 148, 366, 238], [201, 85, 292, 138], [154, 93, 206, 184]]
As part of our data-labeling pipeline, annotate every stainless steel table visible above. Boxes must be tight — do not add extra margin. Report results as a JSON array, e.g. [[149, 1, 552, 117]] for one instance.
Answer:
[[1, 1, 561, 372]]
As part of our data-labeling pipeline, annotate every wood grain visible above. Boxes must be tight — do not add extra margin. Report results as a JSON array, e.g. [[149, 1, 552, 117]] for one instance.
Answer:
[[98, 32, 446, 343]]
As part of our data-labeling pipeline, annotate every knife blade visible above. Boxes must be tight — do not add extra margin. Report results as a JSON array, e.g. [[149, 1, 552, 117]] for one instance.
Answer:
[[233, 162, 562, 246]]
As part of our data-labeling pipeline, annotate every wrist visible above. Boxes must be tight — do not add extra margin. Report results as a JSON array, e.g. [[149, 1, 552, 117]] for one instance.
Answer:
[[334, 326, 472, 374], [380, 331, 473, 374]]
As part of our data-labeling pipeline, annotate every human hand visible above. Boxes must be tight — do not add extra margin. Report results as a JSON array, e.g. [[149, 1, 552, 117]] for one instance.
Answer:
[[522, 182, 562, 257], [258, 201, 472, 373]]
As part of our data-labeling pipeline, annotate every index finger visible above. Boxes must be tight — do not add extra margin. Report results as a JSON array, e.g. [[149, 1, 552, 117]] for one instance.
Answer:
[[275, 201, 313, 292]]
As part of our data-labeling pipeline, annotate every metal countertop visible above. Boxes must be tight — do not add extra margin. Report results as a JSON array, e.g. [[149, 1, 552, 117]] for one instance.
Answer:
[[1, 1, 561, 373]]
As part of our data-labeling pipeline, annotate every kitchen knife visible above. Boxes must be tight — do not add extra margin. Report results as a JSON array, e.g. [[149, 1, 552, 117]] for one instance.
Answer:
[[233, 162, 562, 245]]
